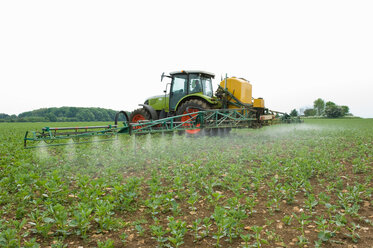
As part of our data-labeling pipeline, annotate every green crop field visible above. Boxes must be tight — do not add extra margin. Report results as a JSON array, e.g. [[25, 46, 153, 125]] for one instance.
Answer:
[[0, 119, 372, 247]]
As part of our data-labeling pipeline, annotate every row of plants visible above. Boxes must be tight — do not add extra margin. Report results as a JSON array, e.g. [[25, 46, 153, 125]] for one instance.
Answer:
[[0, 119, 372, 247]]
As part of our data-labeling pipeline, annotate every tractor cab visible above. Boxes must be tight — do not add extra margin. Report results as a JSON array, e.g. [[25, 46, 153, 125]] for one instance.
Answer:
[[167, 70, 215, 111], [130, 71, 216, 123]]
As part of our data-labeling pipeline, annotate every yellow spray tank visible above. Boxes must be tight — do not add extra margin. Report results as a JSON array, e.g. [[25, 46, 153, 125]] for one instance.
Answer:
[[219, 77, 265, 109], [253, 98, 265, 108]]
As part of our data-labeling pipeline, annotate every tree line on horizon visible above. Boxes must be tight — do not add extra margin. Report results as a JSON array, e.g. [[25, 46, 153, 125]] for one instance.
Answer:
[[0, 107, 119, 122], [289, 98, 351, 118], [0, 100, 352, 123]]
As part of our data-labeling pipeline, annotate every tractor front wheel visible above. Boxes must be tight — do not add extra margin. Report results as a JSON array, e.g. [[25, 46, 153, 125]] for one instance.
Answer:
[[130, 108, 151, 129]]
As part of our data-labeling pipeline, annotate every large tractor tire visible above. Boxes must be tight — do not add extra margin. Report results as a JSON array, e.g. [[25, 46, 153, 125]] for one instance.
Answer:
[[176, 99, 210, 135], [130, 108, 151, 129]]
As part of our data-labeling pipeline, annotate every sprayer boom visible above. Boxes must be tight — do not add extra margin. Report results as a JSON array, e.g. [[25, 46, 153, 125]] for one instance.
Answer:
[[24, 108, 302, 148]]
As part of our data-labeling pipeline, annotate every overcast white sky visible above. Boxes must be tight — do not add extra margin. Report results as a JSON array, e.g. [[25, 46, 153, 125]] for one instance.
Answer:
[[1, 0, 372, 118]]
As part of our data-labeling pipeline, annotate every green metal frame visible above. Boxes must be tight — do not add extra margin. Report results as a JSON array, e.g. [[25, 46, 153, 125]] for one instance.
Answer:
[[24, 125, 122, 148], [126, 108, 257, 135], [24, 109, 302, 148]]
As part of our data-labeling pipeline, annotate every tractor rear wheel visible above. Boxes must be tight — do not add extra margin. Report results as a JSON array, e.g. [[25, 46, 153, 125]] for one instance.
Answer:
[[176, 99, 210, 135]]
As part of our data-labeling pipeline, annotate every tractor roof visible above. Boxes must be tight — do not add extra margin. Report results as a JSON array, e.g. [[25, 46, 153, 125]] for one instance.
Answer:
[[170, 70, 215, 78]]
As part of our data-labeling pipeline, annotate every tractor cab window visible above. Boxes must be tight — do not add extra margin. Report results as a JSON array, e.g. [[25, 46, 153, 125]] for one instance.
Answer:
[[189, 74, 202, 94], [172, 75, 187, 94], [189, 79, 202, 93], [201, 77, 213, 97]]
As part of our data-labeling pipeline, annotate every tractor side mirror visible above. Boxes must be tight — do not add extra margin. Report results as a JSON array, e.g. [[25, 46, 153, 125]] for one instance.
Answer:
[[164, 83, 171, 94], [161, 72, 172, 82]]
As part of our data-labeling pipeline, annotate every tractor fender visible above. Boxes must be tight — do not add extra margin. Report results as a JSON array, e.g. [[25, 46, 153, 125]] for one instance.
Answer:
[[139, 104, 158, 120], [175, 94, 216, 111]]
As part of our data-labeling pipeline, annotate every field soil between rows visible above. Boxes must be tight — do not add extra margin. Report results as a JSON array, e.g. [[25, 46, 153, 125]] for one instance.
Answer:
[[0, 119, 372, 247]]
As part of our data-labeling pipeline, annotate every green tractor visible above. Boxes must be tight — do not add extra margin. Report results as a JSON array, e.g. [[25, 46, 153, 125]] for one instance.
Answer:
[[129, 70, 283, 134], [130, 70, 222, 134], [24, 71, 301, 148]]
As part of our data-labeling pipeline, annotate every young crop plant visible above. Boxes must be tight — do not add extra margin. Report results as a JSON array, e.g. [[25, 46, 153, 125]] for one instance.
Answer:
[[293, 212, 312, 246], [151, 224, 168, 247], [120, 232, 128, 245], [228, 179, 245, 198], [150, 218, 169, 247], [282, 183, 298, 204], [191, 219, 202, 242], [169, 198, 181, 216], [304, 193, 318, 213], [201, 217, 212, 238], [0, 228, 21, 248], [166, 216, 187, 248], [266, 197, 281, 214], [226, 196, 240, 210], [145, 195, 162, 216], [135, 224, 145, 236], [314, 215, 335, 244], [317, 191, 330, 204], [250, 225, 269, 248], [172, 176, 186, 200], [211, 206, 227, 247], [28, 209, 53, 238], [202, 178, 220, 196], [282, 215, 293, 226], [23, 238, 40, 248], [331, 213, 348, 232], [337, 189, 362, 217], [245, 194, 258, 216], [324, 202, 338, 220], [209, 191, 224, 207], [51, 238, 68, 248], [240, 233, 253, 248], [97, 239, 115, 248], [69, 203, 93, 239], [187, 191, 199, 211], [111, 177, 142, 211], [47, 204, 70, 237], [335, 178, 345, 191], [223, 215, 239, 244], [344, 223, 361, 243], [352, 158, 368, 174], [94, 200, 117, 231], [345, 203, 360, 217]]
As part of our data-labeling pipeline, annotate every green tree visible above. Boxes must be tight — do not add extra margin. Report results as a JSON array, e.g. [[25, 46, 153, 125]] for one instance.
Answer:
[[66, 107, 79, 118], [325, 105, 343, 118], [76, 109, 95, 121], [325, 101, 336, 108], [304, 109, 316, 117], [290, 109, 298, 117], [46, 113, 57, 122], [11, 107, 118, 122], [0, 113, 10, 119], [313, 98, 325, 116], [341, 106, 349, 116]]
